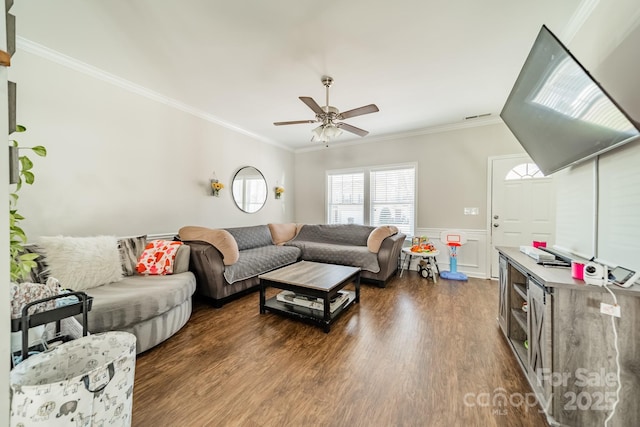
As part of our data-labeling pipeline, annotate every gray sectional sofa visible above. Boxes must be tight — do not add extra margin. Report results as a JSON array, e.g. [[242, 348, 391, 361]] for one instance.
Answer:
[[179, 223, 406, 307]]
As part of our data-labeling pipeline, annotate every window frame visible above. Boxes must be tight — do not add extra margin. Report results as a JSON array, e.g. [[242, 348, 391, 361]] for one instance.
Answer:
[[326, 169, 366, 226], [326, 162, 417, 235]]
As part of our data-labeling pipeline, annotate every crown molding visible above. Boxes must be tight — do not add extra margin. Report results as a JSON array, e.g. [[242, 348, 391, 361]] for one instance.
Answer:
[[560, 0, 600, 43], [16, 37, 293, 152]]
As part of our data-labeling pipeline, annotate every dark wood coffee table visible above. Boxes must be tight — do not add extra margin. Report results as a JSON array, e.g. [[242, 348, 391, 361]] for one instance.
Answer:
[[259, 261, 361, 332]]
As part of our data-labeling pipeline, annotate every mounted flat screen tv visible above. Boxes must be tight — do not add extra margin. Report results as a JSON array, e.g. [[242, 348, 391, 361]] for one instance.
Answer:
[[501, 25, 640, 175]]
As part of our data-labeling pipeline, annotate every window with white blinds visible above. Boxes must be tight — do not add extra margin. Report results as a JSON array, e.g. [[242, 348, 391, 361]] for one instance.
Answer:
[[598, 143, 640, 272], [327, 164, 415, 235], [370, 166, 415, 236], [327, 172, 365, 225]]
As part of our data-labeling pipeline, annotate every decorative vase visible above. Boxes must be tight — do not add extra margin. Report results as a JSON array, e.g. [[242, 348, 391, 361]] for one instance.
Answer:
[[211, 179, 223, 197]]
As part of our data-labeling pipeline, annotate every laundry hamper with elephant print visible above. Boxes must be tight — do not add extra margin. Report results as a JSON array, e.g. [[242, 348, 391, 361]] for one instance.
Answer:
[[9, 331, 136, 427]]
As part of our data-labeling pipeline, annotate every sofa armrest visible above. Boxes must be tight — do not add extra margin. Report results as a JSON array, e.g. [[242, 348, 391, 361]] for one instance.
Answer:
[[375, 233, 407, 279], [173, 245, 191, 274], [182, 241, 227, 300]]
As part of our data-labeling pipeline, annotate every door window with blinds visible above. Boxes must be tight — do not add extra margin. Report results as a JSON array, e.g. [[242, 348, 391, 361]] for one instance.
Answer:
[[327, 164, 415, 236]]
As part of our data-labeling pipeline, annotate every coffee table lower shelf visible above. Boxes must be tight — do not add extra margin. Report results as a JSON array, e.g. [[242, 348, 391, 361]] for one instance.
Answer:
[[262, 290, 357, 332]]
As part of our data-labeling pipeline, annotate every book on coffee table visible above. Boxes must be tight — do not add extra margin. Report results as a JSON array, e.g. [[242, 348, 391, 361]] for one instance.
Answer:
[[276, 290, 349, 313]]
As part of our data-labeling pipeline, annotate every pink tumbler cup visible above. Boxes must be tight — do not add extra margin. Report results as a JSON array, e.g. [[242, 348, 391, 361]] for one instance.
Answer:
[[571, 261, 584, 280]]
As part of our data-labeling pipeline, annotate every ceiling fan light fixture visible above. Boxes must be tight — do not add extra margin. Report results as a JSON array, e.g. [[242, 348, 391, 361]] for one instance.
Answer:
[[324, 123, 343, 139], [310, 123, 343, 143], [311, 125, 325, 142]]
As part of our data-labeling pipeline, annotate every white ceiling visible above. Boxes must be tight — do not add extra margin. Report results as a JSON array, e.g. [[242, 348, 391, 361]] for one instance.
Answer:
[[13, 0, 588, 151]]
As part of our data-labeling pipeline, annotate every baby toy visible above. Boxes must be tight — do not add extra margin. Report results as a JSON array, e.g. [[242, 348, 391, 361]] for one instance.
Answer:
[[439, 230, 468, 281]]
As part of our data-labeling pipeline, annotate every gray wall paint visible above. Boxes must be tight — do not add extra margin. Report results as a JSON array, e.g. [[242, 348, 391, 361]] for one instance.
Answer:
[[11, 51, 296, 238], [293, 123, 525, 229]]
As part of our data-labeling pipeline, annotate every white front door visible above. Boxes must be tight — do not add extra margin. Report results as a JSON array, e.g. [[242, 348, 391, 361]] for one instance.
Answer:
[[490, 155, 556, 278]]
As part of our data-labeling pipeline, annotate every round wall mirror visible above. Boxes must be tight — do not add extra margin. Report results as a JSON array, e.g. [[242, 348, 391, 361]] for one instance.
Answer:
[[232, 166, 267, 213]]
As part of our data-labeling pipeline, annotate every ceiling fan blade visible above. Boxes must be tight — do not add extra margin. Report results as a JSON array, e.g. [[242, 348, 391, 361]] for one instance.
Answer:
[[336, 122, 369, 137], [299, 97, 325, 115], [273, 120, 316, 126], [339, 104, 379, 120]]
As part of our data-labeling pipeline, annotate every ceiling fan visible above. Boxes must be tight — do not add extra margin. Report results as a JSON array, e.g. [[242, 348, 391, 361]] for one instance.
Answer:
[[274, 76, 379, 145]]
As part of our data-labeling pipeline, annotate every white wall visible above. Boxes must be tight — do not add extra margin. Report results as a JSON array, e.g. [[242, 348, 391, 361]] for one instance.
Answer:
[[10, 50, 295, 239]]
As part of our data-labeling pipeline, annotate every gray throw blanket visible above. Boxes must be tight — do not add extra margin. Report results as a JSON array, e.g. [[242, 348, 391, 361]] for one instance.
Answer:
[[223, 245, 301, 284]]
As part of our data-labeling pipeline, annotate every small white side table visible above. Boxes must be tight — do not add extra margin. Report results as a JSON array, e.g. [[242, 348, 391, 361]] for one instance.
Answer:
[[400, 248, 440, 282]]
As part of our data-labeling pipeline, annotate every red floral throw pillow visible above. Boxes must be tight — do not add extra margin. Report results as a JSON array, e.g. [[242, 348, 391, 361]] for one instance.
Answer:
[[136, 240, 183, 275]]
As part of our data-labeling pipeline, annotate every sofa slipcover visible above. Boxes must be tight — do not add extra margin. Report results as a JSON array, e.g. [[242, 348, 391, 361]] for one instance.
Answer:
[[181, 223, 406, 307]]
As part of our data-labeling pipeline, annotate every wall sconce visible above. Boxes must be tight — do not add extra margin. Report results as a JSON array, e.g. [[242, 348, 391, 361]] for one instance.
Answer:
[[211, 180, 224, 197], [274, 186, 284, 199], [210, 172, 224, 197]]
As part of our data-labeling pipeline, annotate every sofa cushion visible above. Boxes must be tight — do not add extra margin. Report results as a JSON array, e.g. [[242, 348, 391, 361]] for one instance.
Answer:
[[178, 226, 240, 266], [223, 245, 301, 284], [84, 272, 196, 331], [367, 225, 399, 253], [294, 224, 375, 246], [285, 241, 380, 273], [268, 223, 298, 245], [225, 225, 274, 251], [38, 235, 123, 291], [136, 240, 184, 275], [118, 235, 147, 276]]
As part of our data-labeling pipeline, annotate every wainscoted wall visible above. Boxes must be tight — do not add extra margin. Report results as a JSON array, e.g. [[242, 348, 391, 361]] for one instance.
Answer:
[[403, 228, 489, 279]]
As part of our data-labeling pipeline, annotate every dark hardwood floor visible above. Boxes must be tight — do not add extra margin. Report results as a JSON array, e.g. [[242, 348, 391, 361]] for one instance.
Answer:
[[132, 273, 549, 427]]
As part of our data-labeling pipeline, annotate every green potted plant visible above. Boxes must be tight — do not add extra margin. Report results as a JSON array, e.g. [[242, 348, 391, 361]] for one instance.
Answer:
[[9, 125, 50, 361], [9, 125, 47, 282]]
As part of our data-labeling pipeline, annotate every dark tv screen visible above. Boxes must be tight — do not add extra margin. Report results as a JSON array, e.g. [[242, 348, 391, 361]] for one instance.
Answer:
[[501, 25, 640, 175]]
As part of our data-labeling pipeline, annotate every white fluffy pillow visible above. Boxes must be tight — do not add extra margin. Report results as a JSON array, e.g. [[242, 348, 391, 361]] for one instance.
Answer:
[[38, 235, 123, 291]]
